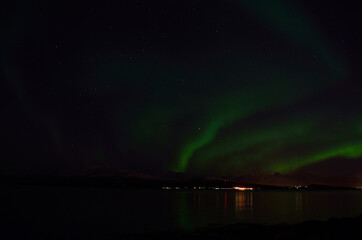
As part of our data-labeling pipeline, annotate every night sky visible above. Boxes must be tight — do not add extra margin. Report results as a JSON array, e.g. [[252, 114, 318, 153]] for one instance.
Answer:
[[2, 0, 362, 184]]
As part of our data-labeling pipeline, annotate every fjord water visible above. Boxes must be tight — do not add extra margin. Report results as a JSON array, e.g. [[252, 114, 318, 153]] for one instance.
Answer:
[[3, 186, 362, 238]]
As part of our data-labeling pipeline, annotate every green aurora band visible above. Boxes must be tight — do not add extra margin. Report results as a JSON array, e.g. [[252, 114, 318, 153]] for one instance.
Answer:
[[2, 0, 361, 178], [170, 0, 353, 173]]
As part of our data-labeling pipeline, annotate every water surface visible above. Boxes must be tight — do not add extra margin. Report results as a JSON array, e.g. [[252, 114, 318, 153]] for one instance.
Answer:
[[2, 186, 362, 239]]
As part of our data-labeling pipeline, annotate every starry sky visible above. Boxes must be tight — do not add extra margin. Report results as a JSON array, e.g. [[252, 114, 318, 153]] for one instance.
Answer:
[[2, 0, 362, 184]]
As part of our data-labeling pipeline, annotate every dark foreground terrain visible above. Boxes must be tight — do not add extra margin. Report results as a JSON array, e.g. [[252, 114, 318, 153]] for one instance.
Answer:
[[124, 214, 362, 240]]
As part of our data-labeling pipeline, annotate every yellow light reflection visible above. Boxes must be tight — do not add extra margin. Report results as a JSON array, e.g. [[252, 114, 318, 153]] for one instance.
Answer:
[[235, 191, 253, 219]]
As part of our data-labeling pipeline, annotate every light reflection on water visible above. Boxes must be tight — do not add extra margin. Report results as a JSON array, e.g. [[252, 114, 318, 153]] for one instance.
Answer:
[[175, 190, 362, 231], [295, 191, 303, 219], [235, 191, 253, 220], [3, 187, 362, 234]]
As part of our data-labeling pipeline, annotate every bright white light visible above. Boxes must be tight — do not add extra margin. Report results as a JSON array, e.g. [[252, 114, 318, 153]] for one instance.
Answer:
[[233, 187, 253, 191]]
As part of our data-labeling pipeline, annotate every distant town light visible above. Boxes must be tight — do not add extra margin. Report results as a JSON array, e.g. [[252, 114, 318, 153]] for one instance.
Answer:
[[233, 187, 253, 191]]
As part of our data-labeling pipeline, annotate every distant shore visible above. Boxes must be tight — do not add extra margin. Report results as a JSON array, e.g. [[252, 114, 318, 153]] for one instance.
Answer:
[[1, 175, 359, 190], [125, 214, 362, 239]]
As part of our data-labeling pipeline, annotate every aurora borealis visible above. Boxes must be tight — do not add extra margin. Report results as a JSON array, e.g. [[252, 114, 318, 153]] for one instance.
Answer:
[[2, 0, 362, 185]]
